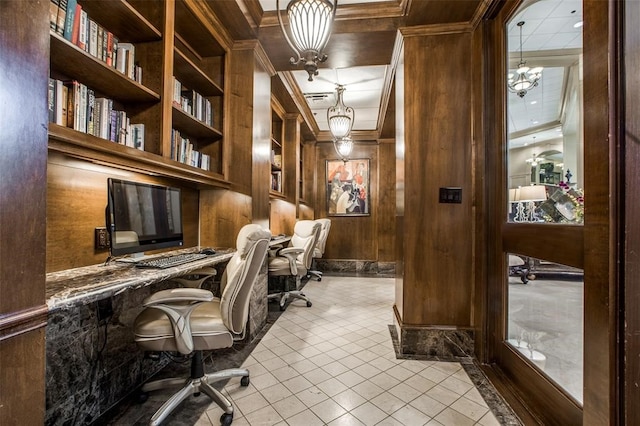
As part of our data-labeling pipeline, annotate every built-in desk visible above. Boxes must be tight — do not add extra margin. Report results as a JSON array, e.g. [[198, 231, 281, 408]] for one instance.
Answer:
[[46, 248, 235, 311], [44, 247, 269, 426]]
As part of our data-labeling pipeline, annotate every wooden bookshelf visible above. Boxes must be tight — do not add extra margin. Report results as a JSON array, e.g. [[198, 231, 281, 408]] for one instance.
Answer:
[[47, 0, 228, 186]]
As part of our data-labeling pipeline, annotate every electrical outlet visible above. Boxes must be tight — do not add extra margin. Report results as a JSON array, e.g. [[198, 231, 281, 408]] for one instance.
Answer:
[[95, 227, 110, 250]]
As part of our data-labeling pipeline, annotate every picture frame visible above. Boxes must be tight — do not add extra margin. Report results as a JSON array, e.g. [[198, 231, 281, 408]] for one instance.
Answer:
[[326, 159, 370, 216]]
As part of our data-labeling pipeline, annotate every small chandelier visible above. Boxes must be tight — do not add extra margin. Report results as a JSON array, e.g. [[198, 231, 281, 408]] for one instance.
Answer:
[[276, 0, 338, 81], [526, 153, 545, 167], [507, 21, 543, 98], [333, 136, 353, 162], [327, 85, 354, 139]]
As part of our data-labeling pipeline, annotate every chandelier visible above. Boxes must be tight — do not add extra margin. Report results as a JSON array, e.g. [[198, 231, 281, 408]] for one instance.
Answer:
[[327, 85, 354, 139], [507, 21, 543, 98], [333, 136, 353, 162], [525, 153, 545, 167], [276, 0, 338, 81]]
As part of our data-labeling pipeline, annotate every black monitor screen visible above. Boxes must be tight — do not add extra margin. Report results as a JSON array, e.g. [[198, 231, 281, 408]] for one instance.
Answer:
[[107, 178, 183, 256]]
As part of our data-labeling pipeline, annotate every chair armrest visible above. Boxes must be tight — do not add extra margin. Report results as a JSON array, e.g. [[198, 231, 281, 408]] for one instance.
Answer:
[[143, 288, 214, 306], [275, 247, 304, 275], [141, 288, 214, 354]]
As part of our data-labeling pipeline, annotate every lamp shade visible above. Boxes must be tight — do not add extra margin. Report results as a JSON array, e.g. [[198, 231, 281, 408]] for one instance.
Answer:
[[333, 136, 353, 161], [518, 185, 547, 202], [327, 85, 354, 139], [277, 0, 338, 81]]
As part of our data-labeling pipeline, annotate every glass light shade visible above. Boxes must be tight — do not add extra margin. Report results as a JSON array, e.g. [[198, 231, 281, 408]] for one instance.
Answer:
[[327, 85, 354, 140], [334, 137, 353, 161], [277, 0, 337, 81], [507, 21, 543, 98]]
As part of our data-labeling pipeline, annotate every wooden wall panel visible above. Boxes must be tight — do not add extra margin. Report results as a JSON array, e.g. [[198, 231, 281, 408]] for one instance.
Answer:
[[315, 142, 379, 261], [200, 188, 252, 248], [0, 1, 49, 423], [269, 199, 297, 236], [46, 154, 200, 272], [401, 31, 473, 327], [283, 114, 301, 202], [298, 204, 315, 220], [378, 140, 396, 262]]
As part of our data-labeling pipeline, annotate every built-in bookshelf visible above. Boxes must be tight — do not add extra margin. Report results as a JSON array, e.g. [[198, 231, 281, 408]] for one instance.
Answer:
[[47, 0, 227, 187], [270, 100, 284, 195]]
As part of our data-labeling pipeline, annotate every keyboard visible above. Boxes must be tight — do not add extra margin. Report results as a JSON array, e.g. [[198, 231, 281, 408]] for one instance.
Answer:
[[135, 253, 208, 269]]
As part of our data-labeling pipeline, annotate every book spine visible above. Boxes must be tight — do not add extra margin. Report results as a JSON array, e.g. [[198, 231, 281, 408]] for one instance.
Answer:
[[55, 80, 64, 126], [86, 89, 95, 136], [48, 78, 56, 123], [50, 0, 60, 32], [109, 109, 117, 142], [61, 85, 68, 127], [71, 4, 81, 45], [78, 9, 88, 51], [56, 0, 67, 36], [106, 32, 114, 67], [78, 83, 87, 133], [63, 0, 76, 41], [93, 98, 102, 137], [88, 20, 98, 58]]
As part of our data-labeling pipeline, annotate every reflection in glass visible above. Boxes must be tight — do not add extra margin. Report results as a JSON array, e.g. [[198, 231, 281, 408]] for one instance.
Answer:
[[507, 254, 584, 403], [506, 0, 584, 225]]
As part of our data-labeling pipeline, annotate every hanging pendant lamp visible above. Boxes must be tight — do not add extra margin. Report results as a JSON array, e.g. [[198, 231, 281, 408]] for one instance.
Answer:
[[276, 0, 338, 81], [327, 84, 354, 140], [507, 21, 543, 98]]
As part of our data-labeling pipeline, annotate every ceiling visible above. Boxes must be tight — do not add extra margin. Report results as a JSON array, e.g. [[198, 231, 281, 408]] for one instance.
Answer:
[[206, 1, 581, 143], [507, 0, 583, 148]]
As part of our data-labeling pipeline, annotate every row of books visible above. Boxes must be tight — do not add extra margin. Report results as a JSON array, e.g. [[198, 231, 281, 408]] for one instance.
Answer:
[[172, 77, 213, 127], [49, 0, 142, 83], [170, 130, 211, 171], [48, 78, 144, 150]]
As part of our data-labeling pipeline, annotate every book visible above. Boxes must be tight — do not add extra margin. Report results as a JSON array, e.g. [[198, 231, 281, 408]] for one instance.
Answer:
[[117, 42, 136, 79], [78, 9, 88, 51], [78, 83, 87, 133], [48, 78, 56, 122], [70, 3, 82, 45], [54, 79, 65, 126], [55, 0, 67, 36], [50, 0, 60, 32], [88, 19, 98, 57], [106, 32, 114, 67], [63, 0, 76, 41], [86, 89, 95, 135], [131, 123, 145, 151], [63, 80, 80, 130]]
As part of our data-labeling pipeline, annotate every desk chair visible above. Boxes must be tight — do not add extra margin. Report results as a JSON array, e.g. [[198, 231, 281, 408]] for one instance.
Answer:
[[133, 224, 271, 426], [308, 218, 331, 281], [267, 220, 320, 311]]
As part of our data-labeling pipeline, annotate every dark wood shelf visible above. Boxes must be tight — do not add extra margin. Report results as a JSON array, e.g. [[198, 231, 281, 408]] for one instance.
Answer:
[[269, 190, 286, 200], [172, 106, 223, 141], [174, 0, 225, 58], [50, 32, 160, 103], [48, 124, 228, 188], [77, 0, 162, 42], [174, 48, 223, 96]]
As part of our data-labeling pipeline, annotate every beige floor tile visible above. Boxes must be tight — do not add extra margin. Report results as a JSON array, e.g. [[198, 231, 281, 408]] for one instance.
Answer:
[[390, 404, 433, 426], [310, 398, 348, 423], [295, 385, 329, 407], [349, 401, 388, 426], [243, 405, 283, 426], [327, 412, 366, 426], [332, 388, 367, 411], [317, 377, 350, 397], [409, 393, 447, 418], [370, 391, 406, 415], [433, 407, 475, 426], [426, 384, 463, 406], [271, 395, 307, 419], [450, 396, 490, 422], [260, 382, 294, 404]]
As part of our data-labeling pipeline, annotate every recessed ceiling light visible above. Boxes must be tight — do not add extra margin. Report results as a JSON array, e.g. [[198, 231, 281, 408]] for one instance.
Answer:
[[532, 120, 539, 124], [530, 100, 537, 105], [574, 21, 584, 28]]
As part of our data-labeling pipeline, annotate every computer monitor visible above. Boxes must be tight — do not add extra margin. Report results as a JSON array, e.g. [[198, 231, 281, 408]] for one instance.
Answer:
[[106, 178, 184, 257]]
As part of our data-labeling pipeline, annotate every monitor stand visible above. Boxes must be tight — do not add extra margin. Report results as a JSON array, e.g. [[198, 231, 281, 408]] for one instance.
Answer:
[[115, 252, 145, 263]]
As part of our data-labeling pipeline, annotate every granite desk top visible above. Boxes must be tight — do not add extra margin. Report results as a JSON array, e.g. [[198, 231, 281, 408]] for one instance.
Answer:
[[46, 248, 235, 312]]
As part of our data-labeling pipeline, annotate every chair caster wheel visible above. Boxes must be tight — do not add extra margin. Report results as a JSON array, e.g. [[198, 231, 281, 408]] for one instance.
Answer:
[[306, 301, 312, 307], [279, 304, 286, 311], [241, 376, 250, 386], [317, 277, 322, 282], [220, 412, 233, 426]]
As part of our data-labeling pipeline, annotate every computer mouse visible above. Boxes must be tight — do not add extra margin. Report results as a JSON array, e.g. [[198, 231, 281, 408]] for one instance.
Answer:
[[200, 248, 216, 255]]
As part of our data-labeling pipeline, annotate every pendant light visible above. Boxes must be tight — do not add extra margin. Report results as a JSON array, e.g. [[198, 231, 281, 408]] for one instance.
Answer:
[[507, 21, 543, 98]]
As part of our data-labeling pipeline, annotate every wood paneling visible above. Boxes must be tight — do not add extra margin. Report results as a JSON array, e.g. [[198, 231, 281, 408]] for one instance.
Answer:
[[377, 141, 396, 262], [283, 114, 301, 202], [46, 154, 200, 272], [0, 0, 49, 422], [400, 31, 473, 327], [269, 199, 297, 236], [582, 0, 619, 423], [315, 142, 379, 261], [200, 189, 253, 248], [623, 1, 640, 423]]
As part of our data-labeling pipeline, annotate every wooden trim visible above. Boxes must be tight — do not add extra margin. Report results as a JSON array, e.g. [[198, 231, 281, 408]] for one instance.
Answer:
[[502, 223, 584, 269], [400, 22, 473, 38], [0, 305, 48, 342]]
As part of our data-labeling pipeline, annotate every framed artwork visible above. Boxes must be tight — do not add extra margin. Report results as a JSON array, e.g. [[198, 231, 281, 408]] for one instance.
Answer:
[[326, 159, 370, 216]]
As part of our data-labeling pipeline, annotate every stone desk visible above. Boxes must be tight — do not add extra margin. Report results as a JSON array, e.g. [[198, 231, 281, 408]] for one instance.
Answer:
[[44, 248, 270, 426]]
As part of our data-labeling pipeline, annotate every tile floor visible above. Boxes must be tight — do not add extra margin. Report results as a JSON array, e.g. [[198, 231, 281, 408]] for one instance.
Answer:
[[109, 276, 517, 425]]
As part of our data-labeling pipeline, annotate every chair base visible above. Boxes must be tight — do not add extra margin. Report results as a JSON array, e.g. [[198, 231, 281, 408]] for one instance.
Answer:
[[267, 291, 312, 311], [307, 270, 322, 281], [140, 351, 249, 426]]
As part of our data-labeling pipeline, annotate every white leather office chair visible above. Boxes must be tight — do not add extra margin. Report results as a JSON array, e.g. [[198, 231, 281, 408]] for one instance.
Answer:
[[267, 220, 320, 311], [308, 218, 331, 281], [133, 224, 271, 426]]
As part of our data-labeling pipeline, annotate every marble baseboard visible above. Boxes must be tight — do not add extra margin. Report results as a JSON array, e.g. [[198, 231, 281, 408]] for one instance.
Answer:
[[315, 259, 395, 276], [389, 322, 475, 361]]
